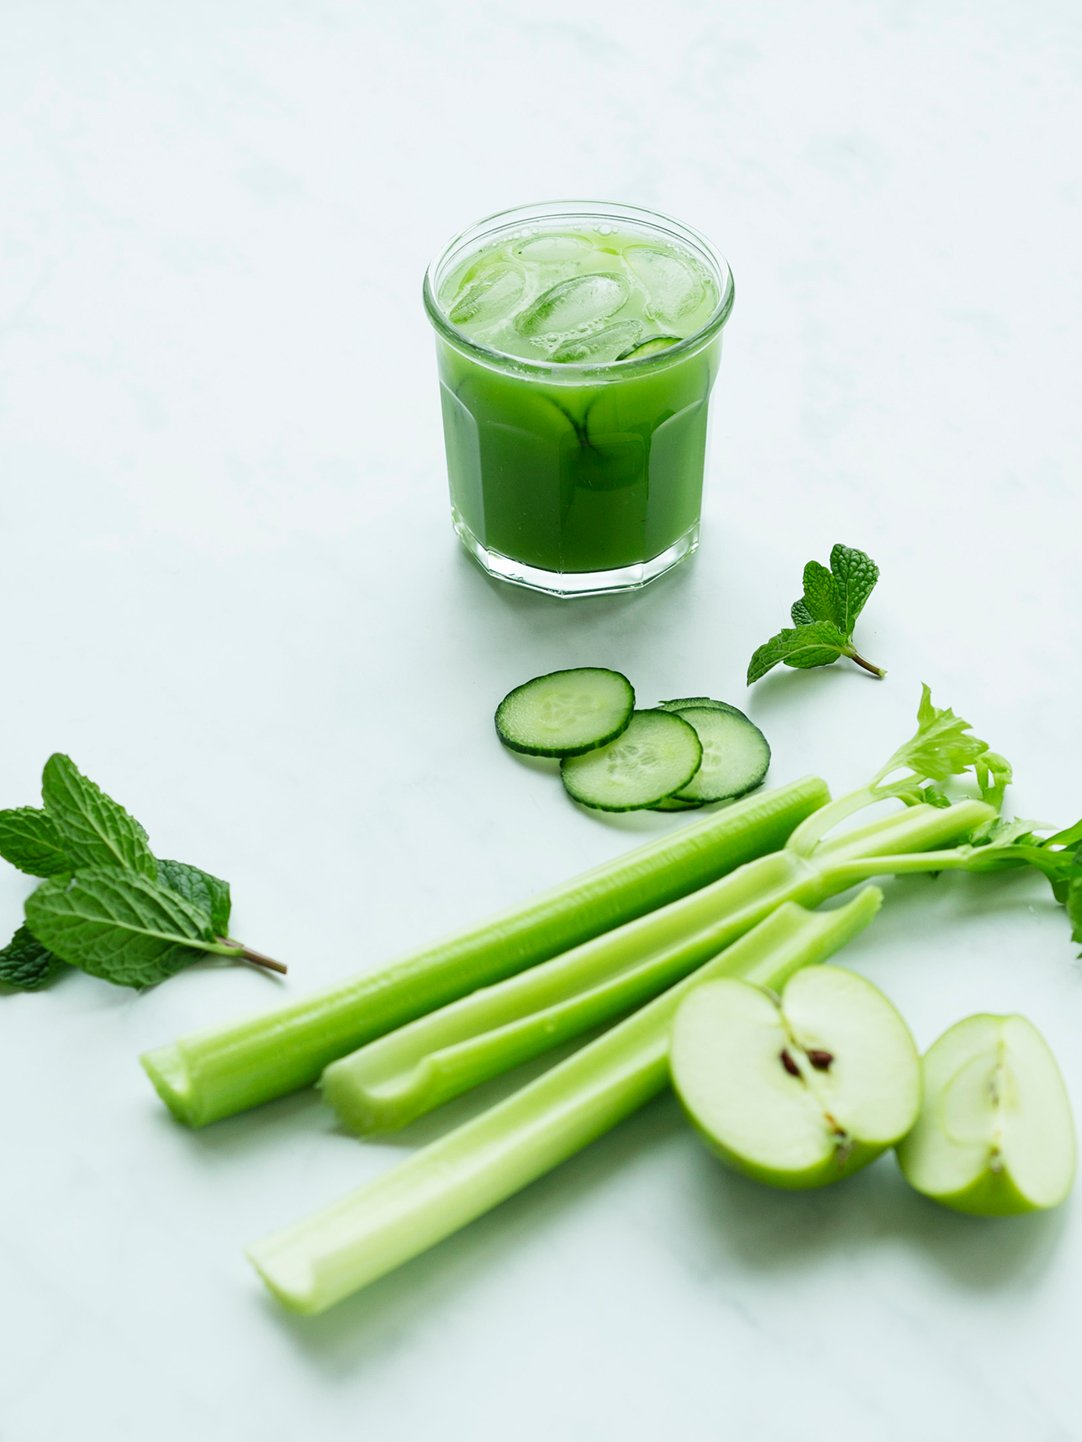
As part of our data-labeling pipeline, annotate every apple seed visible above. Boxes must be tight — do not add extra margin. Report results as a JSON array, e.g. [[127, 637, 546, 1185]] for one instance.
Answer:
[[779, 1048, 800, 1077]]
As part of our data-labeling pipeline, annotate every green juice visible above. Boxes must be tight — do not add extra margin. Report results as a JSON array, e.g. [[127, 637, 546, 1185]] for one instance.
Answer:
[[425, 204, 734, 596]]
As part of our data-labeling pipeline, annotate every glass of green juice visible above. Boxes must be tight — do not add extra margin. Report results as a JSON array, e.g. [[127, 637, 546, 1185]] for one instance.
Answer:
[[423, 201, 734, 597]]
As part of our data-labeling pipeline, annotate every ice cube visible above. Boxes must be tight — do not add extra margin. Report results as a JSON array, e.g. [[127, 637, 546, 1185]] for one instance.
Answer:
[[553, 321, 644, 364], [512, 233, 594, 262], [625, 246, 706, 327], [447, 262, 525, 327], [516, 273, 629, 339]]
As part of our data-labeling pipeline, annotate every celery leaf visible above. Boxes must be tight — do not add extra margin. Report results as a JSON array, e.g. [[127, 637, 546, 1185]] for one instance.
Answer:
[[960, 817, 1082, 951], [874, 685, 1001, 796], [1066, 881, 1082, 948]]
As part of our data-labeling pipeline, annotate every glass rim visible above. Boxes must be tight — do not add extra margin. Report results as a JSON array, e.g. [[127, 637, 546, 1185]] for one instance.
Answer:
[[422, 199, 735, 380]]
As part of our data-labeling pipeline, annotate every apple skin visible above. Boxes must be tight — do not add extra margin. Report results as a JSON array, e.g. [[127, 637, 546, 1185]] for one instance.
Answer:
[[686, 1119, 887, 1193], [896, 1013, 1076, 1218], [909, 1166, 1046, 1219], [670, 966, 922, 1192]]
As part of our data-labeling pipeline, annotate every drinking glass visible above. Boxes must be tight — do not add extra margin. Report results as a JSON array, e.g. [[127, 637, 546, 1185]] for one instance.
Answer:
[[423, 201, 734, 597]]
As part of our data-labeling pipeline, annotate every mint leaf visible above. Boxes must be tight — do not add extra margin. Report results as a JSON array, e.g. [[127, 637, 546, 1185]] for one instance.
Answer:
[[0, 808, 70, 876], [747, 621, 851, 684], [42, 754, 155, 877], [751, 543, 884, 685], [157, 859, 232, 934], [0, 924, 68, 991], [799, 560, 840, 625], [829, 544, 879, 633], [24, 870, 235, 989]]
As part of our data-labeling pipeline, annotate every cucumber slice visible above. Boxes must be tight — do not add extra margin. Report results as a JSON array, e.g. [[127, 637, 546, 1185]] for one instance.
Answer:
[[560, 710, 703, 812], [617, 336, 681, 361], [669, 704, 770, 803], [495, 668, 635, 758], [659, 696, 744, 717]]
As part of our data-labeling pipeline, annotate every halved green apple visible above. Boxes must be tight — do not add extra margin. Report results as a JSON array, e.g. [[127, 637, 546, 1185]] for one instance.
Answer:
[[670, 964, 921, 1190], [896, 1013, 1075, 1216]]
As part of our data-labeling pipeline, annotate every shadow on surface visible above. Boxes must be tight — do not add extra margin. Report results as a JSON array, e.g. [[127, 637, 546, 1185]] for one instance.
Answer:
[[258, 1092, 679, 1373], [330, 1023, 615, 1152], [152, 1085, 325, 1162], [742, 660, 874, 723], [678, 1138, 1067, 1293]]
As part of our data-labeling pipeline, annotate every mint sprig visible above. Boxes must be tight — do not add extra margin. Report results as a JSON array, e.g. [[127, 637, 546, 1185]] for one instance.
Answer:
[[25, 870, 242, 990], [748, 543, 885, 684], [0, 754, 286, 992]]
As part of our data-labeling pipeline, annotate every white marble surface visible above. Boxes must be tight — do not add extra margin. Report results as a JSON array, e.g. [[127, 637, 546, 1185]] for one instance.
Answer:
[[2, 2, 1082, 1438]]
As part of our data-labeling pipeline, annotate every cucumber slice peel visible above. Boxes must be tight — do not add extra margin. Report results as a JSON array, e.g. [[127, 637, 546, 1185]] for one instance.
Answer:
[[650, 796, 705, 813], [659, 696, 745, 717], [561, 710, 703, 812], [495, 667, 635, 758]]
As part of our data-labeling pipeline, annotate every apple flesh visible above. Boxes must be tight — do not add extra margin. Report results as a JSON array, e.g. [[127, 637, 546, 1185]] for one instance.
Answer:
[[670, 964, 921, 1190], [896, 1013, 1076, 1216]]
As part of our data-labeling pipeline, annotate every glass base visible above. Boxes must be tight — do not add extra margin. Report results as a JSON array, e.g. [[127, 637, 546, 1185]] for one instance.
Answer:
[[452, 513, 700, 598]]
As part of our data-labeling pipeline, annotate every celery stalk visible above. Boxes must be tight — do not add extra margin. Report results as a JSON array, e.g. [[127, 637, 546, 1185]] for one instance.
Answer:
[[321, 798, 996, 1135], [319, 850, 809, 1135], [248, 890, 883, 1314], [141, 777, 829, 1127]]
